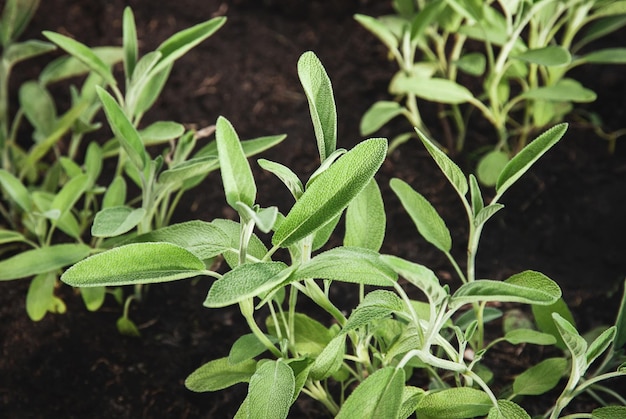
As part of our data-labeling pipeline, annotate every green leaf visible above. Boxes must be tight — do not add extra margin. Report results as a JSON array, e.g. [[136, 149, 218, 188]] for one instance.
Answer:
[[532, 297, 576, 350], [96, 86, 147, 170], [391, 178, 451, 252], [354, 14, 399, 51], [513, 46, 571, 66], [476, 150, 509, 187], [399, 386, 425, 419], [592, 406, 626, 419], [0, 168, 32, 212], [103, 176, 126, 208], [268, 313, 333, 357], [42, 31, 117, 85], [216, 116, 256, 209], [297, 51, 337, 161], [116, 316, 140, 337], [139, 121, 185, 145], [496, 124, 567, 195], [553, 313, 588, 382], [186, 357, 257, 392], [0, 243, 91, 281], [84, 142, 103, 183], [258, 159, 304, 200], [360, 101, 404, 136], [26, 272, 57, 321], [19, 81, 56, 138], [39, 46, 123, 85], [336, 367, 405, 419], [586, 326, 616, 367], [512, 357, 567, 396], [122, 7, 138, 78], [614, 279, 626, 350], [152, 16, 226, 76], [247, 360, 295, 419], [416, 128, 468, 197], [416, 387, 493, 418], [80, 286, 106, 311], [229, 334, 278, 364], [456, 52, 486, 76], [295, 247, 397, 287], [343, 290, 404, 333], [503, 329, 556, 346], [310, 334, 346, 380], [581, 47, 626, 64], [212, 219, 268, 267], [0, 229, 27, 245], [61, 243, 205, 287], [4, 39, 55, 67], [380, 255, 446, 304], [273, 138, 387, 248], [204, 262, 289, 308], [50, 173, 89, 218], [91, 206, 146, 237], [451, 271, 561, 307], [158, 156, 219, 185], [474, 203, 504, 227], [0, 0, 39, 44], [311, 213, 341, 251], [390, 74, 474, 104], [235, 203, 278, 234], [522, 79, 596, 102], [344, 179, 386, 251], [410, 0, 446, 42], [487, 400, 530, 419]]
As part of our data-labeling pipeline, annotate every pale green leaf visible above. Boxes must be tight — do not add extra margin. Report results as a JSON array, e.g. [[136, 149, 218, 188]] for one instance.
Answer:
[[116, 316, 140, 337], [487, 400, 530, 419], [39, 46, 123, 85], [336, 367, 405, 419], [614, 279, 626, 350], [258, 159, 304, 200], [139, 121, 185, 145], [0, 229, 26, 245], [416, 387, 493, 418], [522, 80, 596, 102], [0, 243, 91, 281], [310, 334, 346, 380], [267, 313, 333, 357], [532, 297, 576, 350], [0, 168, 32, 212], [80, 286, 106, 311], [513, 46, 571, 66], [586, 326, 616, 367], [102, 176, 126, 208], [399, 386, 425, 419], [512, 357, 567, 396], [456, 52, 486, 76], [343, 290, 404, 333], [390, 74, 474, 104], [26, 272, 56, 321], [416, 128, 468, 197], [19, 81, 56, 138], [474, 203, 504, 227], [355, 14, 399, 51], [185, 357, 257, 392], [158, 156, 219, 185], [592, 406, 626, 419], [344, 179, 386, 251], [272, 138, 387, 248], [297, 51, 337, 160], [477, 150, 509, 187], [553, 313, 588, 381], [216, 116, 256, 209], [122, 7, 137, 78], [380, 254, 446, 304], [503, 329, 556, 346], [247, 360, 295, 419], [229, 334, 278, 364], [360, 101, 404, 136], [51, 173, 89, 217], [496, 124, 567, 195], [91, 206, 146, 237], [4, 39, 55, 67], [235, 203, 278, 234], [581, 48, 626, 64], [391, 178, 451, 252], [61, 243, 205, 287]]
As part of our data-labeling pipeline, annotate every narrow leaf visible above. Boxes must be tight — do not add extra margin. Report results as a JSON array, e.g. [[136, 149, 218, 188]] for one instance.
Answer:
[[522, 80, 596, 102], [336, 367, 405, 419], [258, 159, 304, 200], [297, 51, 337, 160], [474, 203, 504, 227], [503, 329, 556, 346], [4, 39, 55, 67], [185, 357, 257, 392], [354, 14, 399, 51], [391, 178, 451, 252], [586, 327, 616, 367], [0, 169, 32, 211], [61, 243, 205, 287], [380, 254, 446, 304], [267, 313, 333, 357], [344, 179, 386, 251], [553, 313, 588, 381], [416, 128, 468, 197], [229, 334, 278, 364], [615, 279, 626, 350], [0, 243, 90, 281], [39, 46, 123, 85], [51, 173, 90, 216], [360, 101, 403, 136], [122, 7, 138, 78], [513, 46, 571, 66]]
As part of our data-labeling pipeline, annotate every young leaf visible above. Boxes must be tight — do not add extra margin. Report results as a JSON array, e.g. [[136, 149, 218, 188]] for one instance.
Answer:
[[532, 297, 576, 350], [360, 101, 404, 136], [586, 326, 616, 367], [117, 316, 140, 337], [390, 74, 474, 104], [336, 367, 405, 419], [390, 178, 452, 252], [267, 313, 333, 357], [19, 81, 56, 138], [26, 272, 57, 321], [416, 128, 469, 197], [380, 254, 446, 305], [614, 279, 626, 350], [310, 334, 346, 380], [503, 329, 556, 346], [474, 203, 504, 227], [344, 179, 386, 251], [415, 387, 493, 418], [580, 47, 626, 64], [0, 168, 32, 212], [96, 86, 147, 170], [204, 262, 290, 308], [0, 243, 91, 281], [1, 0, 39, 44], [0, 229, 27, 245], [476, 150, 509, 187], [139, 121, 185, 145], [496, 124, 567, 196], [235, 203, 278, 234], [487, 400, 530, 419], [103, 176, 127, 208], [80, 286, 106, 312], [522, 80, 596, 102], [294, 247, 397, 287], [512, 357, 567, 396], [122, 6, 138, 78], [38, 46, 123, 85], [216, 116, 256, 209], [51, 173, 90, 217], [229, 334, 279, 364], [84, 142, 103, 183], [258, 159, 304, 200], [342, 290, 404, 333], [513, 46, 571, 66], [354, 14, 399, 52], [247, 360, 295, 419], [272, 138, 387, 248], [297, 51, 337, 161], [185, 357, 257, 392], [61, 243, 205, 287], [553, 313, 588, 382], [158, 156, 219, 185], [42, 31, 117, 85], [451, 271, 561, 307], [91, 206, 146, 237]]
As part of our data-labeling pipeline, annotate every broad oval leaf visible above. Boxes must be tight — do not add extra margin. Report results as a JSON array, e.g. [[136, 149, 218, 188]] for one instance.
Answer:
[[451, 271, 561, 307], [185, 357, 257, 392], [204, 262, 289, 308], [496, 124, 567, 195], [229, 333, 278, 364], [513, 46, 571, 66], [26, 272, 57, 321], [139, 121, 185, 145], [0, 243, 91, 281], [297, 51, 337, 161], [61, 243, 205, 287], [416, 387, 493, 419], [80, 286, 106, 312], [476, 150, 509, 187], [390, 178, 451, 252], [247, 360, 295, 419], [512, 357, 567, 396], [216, 116, 256, 209], [272, 138, 387, 248], [343, 290, 404, 333], [336, 367, 405, 419], [91, 206, 146, 237], [294, 247, 397, 287], [360, 101, 404, 136], [390, 74, 474, 104], [344, 179, 386, 251]]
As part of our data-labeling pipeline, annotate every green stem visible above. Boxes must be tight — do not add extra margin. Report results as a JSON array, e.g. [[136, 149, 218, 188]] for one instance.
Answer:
[[239, 298, 282, 358]]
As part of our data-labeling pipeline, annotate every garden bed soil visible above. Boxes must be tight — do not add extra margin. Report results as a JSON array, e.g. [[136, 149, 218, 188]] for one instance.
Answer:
[[1, 1, 626, 418]]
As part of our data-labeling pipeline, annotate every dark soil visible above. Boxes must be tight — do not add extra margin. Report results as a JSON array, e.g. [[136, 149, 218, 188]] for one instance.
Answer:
[[1, 1, 626, 418]]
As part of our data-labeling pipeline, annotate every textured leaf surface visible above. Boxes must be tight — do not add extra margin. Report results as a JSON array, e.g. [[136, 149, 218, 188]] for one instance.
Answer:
[[336, 367, 405, 419], [487, 400, 530, 419], [344, 179, 386, 251], [513, 358, 567, 396], [417, 129, 468, 197], [91, 206, 146, 237], [185, 357, 257, 392], [247, 360, 295, 419], [416, 387, 492, 418], [0, 243, 90, 281]]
